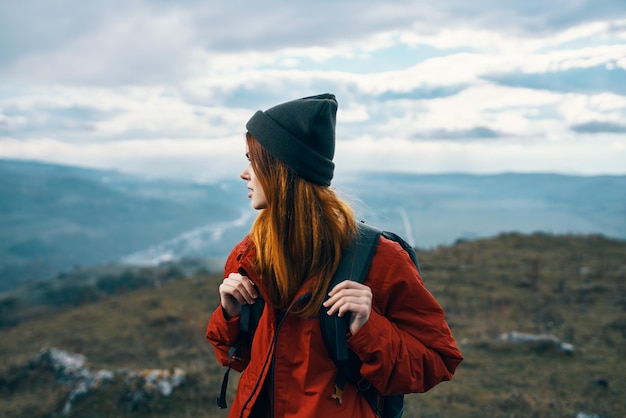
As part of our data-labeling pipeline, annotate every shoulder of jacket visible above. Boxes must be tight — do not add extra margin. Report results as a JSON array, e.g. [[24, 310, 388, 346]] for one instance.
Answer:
[[225, 235, 256, 266], [233, 235, 254, 254], [368, 234, 420, 284], [373, 234, 409, 261]]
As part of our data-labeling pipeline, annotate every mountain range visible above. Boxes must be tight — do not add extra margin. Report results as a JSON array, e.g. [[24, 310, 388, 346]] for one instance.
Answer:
[[1, 159, 624, 292]]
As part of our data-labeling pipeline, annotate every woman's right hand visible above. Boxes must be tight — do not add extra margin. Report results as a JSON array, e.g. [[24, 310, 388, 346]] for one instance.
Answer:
[[218, 272, 259, 318]]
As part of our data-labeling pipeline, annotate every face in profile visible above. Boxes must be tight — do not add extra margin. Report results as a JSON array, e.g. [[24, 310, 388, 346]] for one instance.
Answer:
[[241, 145, 267, 210]]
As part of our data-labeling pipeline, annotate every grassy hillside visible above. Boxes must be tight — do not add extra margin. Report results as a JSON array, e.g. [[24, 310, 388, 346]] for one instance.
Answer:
[[0, 233, 624, 417]]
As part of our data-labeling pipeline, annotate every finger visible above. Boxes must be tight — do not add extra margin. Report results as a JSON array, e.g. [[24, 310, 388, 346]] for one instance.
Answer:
[[327, 280, 369, 297], [219, 282, 248, 305], [228, 273, 258, 299], [332, 302, 367, 318], [325, 296, 370, 317], [220, 277, 255, 304], [339, 301, 370, 317], [240, 277, 259, 301], [323, 288, 370, 308], [223, 275, 258, 304]]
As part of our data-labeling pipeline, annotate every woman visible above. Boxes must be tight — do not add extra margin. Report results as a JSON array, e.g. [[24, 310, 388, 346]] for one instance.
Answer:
[[206, 94, 462, 418]]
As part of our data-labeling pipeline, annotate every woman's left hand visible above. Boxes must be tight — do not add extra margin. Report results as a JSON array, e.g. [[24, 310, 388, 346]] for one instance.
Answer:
[[323, 280, 372, 335]]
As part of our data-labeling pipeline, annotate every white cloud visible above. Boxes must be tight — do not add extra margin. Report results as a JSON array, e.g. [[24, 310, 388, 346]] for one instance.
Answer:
[[4, 10, 196, 85], [559, 92, 626, 126], [334, 135, 626, 176], [1, 2, 625, 177], [0, 136, 245, 181]]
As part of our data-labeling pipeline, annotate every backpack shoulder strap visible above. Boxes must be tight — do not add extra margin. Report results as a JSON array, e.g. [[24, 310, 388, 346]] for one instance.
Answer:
[[218, 268, 265, 409], [321, 222, 381, 364], [337, 222, 382, 285], [321, 222, 416, 418]]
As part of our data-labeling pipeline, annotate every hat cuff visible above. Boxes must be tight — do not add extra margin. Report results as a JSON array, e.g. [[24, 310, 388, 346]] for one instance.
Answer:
[[246, 110, 334, 186]]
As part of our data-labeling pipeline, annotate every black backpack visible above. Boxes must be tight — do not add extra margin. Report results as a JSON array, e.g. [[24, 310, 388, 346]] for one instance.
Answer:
[[217, 222, 420, 418]]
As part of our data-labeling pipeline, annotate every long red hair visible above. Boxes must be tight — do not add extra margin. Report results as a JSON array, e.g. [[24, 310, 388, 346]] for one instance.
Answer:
[[246, 133, 356, 317]]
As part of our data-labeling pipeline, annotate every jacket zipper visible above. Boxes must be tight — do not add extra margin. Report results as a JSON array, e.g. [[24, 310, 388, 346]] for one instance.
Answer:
[[270, 293, 311, 418], [236, 264, 269, 417], [239, 292, 311, 417]]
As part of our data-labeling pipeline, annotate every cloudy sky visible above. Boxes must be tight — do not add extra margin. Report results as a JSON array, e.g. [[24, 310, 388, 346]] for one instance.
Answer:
[[1, 0, 625, 181]]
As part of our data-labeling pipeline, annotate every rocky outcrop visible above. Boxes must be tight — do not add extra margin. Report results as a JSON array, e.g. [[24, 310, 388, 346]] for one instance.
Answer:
[[26, 348, 186, 415], [29, 348, 115, 414], [574, 413, 600, 418], [494, 331, 574, 354], [118, 367, 187, 412]]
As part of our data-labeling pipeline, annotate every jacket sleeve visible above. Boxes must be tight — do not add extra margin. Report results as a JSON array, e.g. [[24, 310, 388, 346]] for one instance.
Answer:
[[347, 237, 463, 394], [205, 240, 253, 372], [205, 307, 251, 372]]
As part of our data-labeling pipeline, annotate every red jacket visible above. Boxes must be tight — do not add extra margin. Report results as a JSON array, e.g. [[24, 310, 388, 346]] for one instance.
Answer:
[[206, 235, 463, 418]]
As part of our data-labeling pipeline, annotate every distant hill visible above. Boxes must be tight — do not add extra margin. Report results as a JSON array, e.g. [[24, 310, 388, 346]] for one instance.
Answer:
[[1, 159, 625, 292], [0, 160, 251, 291], [336, 171, 626, 248]]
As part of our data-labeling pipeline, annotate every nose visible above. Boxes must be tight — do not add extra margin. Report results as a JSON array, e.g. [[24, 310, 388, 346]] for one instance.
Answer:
[[240, 165, 251, 181]]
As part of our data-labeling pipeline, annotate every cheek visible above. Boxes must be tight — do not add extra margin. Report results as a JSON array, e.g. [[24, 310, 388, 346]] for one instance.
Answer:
[[255, 181, 267, 205]]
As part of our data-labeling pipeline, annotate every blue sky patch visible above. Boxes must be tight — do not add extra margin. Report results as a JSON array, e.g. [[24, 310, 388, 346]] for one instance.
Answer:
[[484, 66, 626, 96], [571, 121, 626, 134]]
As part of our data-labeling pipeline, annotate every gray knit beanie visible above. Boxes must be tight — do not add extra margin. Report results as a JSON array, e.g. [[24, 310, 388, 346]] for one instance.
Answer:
[[245, 93, 337, 186]]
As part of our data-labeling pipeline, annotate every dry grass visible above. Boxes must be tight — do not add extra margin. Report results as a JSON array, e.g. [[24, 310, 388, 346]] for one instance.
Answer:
[[1, 232, 624, 417]]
